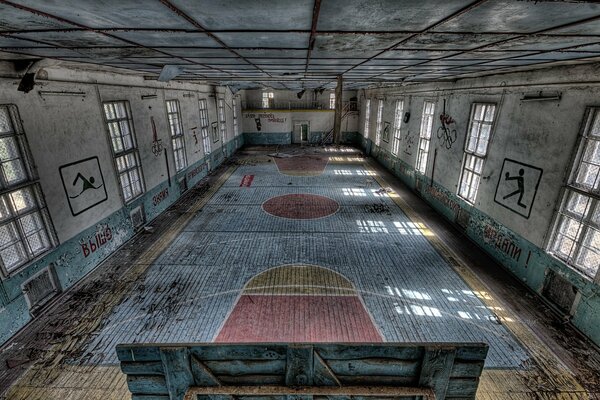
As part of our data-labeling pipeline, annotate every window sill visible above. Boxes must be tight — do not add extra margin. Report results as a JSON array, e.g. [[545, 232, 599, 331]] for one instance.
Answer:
[[0, 246, 56, 281]]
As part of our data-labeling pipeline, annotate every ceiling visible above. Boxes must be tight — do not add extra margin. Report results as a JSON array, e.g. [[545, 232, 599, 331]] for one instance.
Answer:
[[2, 0, 600, 90]]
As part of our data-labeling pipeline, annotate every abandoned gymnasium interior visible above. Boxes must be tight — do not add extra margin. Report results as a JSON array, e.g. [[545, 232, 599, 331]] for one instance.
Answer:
[[0, 0, 600, 399]]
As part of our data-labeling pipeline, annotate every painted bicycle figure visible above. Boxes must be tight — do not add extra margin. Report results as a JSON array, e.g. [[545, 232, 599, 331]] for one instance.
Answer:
[[437, 99, 457, 149]]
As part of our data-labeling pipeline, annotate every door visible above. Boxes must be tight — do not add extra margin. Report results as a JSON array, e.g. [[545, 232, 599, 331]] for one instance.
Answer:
[[292, 120, 310, 144], [301, 124, 309, 142]]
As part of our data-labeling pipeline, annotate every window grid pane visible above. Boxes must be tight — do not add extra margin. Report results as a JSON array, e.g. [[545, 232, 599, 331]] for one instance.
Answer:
[[103, 101, 136, 155], [262, 92, 273, 108], [458, 103, 496, 204], [416, 101, 435, 174], [116, 153, 143, 202], [549, 108, 600, 278], [392, 100, 404, 155], [166, 100, 187, 172], [0, 187, 53, 273], [466, 103, 495, 157], [218, 99, 226, 143], [364, 100, 371, 138], [233, 99, 239, 136], [574, 137, 600, 192], [375, 100, 384, 146], [199, 99, 211, 154], [0, 107, 30, 190], [0, 106, 54, 274], [173, 137, 186, 171], [104, 101, 144, 202], [0, 107, 13, 134], [552, 191, 600, 278]]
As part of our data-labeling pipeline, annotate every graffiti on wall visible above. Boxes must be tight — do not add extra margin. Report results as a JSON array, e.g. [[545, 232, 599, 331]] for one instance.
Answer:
[[425, 184, 461, 215], [80, 224, 113, 258], [150, 116, 163, 157], [190, 126, 203, 154], [483, 223, 523, 262], [244, 113, 287, 132], [187, 163, 207, 181], [436, 100, 457, 150], [152, 188, 169, 206], [60, 156, 108, 216], [382, 121, 391, 143], [494, 158, 543, 219], [403, 131, 415, 155]]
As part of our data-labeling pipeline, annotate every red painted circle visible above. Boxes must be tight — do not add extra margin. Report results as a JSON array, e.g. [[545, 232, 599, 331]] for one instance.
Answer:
[[262, 194, 339, 219]]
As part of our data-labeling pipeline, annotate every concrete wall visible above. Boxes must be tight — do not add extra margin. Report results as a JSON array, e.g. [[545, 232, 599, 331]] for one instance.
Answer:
[[240, 89, 360, 145], [241, 109, 359, 145], [0, 64, 244, 345], [359, 63, 600, 347], [242, 88, 356, 110]]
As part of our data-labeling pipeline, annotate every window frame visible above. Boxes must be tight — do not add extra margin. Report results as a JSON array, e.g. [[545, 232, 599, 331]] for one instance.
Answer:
[[262, 92, 274, 109], [199, 98, 211, 155], [457, 102, 497, 204], [102, 100, 145, 204], [218, 98, 226, 144], [233, 98, 239, 137], [165, 99, 187, 173], [416, 100, 436, 174], [375, 99, 384, 146], [547, 107, 600, 282], [0, 104, 57, 277], [364, 99, 371, 139], [392, 99, 404, 155]]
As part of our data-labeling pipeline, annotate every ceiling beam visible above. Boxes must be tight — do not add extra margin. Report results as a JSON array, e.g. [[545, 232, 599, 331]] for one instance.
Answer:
[[157, 0, 292, 89], [0, 0, 240, 79], [304, 0, 322, 75], [372, 9, 600, 80], [7, 27, 600, 39], [336, 0, 490, 77]]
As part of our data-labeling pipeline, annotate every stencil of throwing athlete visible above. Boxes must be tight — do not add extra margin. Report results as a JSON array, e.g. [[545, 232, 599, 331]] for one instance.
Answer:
[[502, 168, 526, 208]]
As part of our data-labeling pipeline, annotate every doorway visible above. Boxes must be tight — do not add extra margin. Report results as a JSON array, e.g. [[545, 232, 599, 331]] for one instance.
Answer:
[[293, 120, 310, 144]]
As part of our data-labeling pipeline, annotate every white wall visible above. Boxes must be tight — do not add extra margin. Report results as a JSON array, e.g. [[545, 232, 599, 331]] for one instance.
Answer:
[[0, 64, 239, 243], [242, 88, 357, 110], [360, 66, 599, 247]]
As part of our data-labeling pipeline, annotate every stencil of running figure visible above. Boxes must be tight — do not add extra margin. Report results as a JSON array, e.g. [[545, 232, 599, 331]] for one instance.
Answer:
[[502, 169, 526, 208]]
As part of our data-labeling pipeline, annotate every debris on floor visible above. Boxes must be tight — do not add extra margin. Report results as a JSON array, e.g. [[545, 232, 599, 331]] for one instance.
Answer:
[[364, 203, 391, 214]]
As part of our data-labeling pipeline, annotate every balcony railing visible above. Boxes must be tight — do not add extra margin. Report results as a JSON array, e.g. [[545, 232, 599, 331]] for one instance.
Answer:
[[242, 100, 358, 111]]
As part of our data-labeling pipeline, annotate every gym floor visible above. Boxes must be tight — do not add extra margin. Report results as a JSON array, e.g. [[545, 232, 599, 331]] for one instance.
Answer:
[[0, 146, 598, 399]]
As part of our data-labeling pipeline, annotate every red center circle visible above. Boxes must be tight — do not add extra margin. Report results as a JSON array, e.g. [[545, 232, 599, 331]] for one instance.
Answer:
[[262, 194, 339, 219]]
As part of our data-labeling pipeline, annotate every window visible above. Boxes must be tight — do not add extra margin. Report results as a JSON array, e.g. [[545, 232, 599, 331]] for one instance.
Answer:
[[549, 108, 600, 280], [0, 105, 55, 275], [416, 101, 436, 174], [218, 98, 226, 143], [165, 100, 187, 172], [103, 101, 144, 203], [375, 100, 384, 146], [199, 99, 211, 155], [329, 93, 335, 109], [364, 99, 371, 138], [458, 103, 496, 203], [233, 98, 239, 136], [392, 100, 404, 155], [262, 92, 274, 108]]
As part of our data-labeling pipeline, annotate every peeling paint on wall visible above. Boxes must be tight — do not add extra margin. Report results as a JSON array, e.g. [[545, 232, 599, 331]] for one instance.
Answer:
[[0, 137, 244, 346], [367, 140, 600, 347]]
